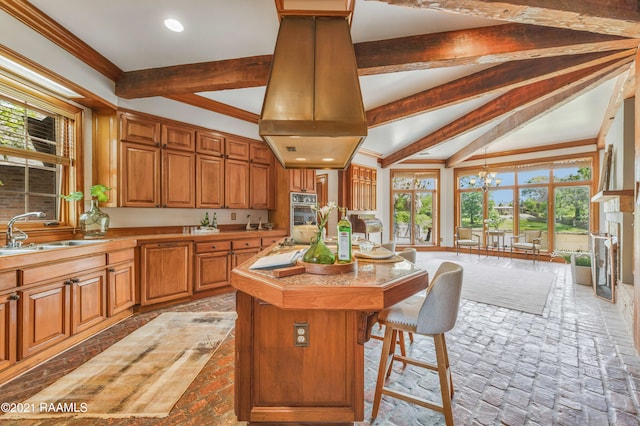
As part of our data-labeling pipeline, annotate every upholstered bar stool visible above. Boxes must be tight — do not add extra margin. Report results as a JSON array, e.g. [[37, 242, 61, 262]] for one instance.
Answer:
[[371, 261, 463, 425]]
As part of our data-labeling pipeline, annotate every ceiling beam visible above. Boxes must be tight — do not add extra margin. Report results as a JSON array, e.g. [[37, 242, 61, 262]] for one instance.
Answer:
[[367, 49, 634, 128], [376, 0, 640, 38], [596, 70, 630, 149], [379, 54, 634, 168], [355, 23, 639, 75], [445, 60, 632, 168], [165, 94, 259, 124], [114, 23, 638, 99]]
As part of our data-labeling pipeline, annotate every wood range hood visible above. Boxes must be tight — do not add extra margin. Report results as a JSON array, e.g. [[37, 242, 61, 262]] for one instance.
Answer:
[[259, 15, 367, 170]]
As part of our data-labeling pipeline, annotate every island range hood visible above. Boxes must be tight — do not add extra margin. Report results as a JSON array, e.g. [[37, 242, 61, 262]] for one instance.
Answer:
[[259, 15, 367, 170]]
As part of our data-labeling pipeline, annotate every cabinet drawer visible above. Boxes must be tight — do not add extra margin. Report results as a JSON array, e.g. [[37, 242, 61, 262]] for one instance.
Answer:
[[261, 237, 281, 247], [232, 239, 261, 250], [0, 271, 17, 292], [20, 255, 106, 286], [107, 248, 135, 265], [195, 241, 231, 254]]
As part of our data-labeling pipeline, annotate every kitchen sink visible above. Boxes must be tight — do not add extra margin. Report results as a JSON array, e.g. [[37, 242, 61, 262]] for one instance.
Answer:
[[39, 239, 111, 247]]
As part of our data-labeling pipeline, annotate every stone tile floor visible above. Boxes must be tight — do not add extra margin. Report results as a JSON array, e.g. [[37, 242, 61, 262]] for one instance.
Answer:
[[1, 251, 639, 425]]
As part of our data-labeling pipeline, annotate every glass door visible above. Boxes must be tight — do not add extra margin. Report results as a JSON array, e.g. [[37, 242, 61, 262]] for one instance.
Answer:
[[391, 171, 438, 246]]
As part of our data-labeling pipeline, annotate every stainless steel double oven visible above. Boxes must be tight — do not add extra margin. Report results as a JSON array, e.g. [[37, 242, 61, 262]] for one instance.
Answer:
[[290, 192, 318, 232]]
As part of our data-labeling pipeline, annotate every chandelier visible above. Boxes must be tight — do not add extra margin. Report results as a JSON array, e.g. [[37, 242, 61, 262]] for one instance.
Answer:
[[469, 151, 501, 192]]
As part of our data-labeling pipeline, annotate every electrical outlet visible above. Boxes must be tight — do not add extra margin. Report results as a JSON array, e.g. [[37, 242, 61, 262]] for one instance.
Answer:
[[231, 213, 236, 220], [294, 323, 309, 347]]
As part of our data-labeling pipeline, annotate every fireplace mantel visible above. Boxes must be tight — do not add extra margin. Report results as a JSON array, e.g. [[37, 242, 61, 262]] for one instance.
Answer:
[[591, 189, 634, 212]]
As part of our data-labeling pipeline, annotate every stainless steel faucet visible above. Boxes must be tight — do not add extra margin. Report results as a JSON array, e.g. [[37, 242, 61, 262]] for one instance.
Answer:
[[5, 211, 46, 248]]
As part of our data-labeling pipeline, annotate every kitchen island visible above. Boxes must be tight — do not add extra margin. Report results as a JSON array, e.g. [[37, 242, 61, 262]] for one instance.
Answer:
[[231, 243, 429, 424]]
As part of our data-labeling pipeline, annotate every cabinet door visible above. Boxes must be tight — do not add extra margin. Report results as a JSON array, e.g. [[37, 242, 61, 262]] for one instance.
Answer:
[[250, 143, 273, 165], [108, 261, 136, 317], [121, 142, 161, 207], [196, 131, 225, 156], [225, 159, 250, 209], [232, 248, 261, 269], [226, 138, 250, 161], [120, 113, 160, 145], [19, 281, 71, 359], [161, 123, 195, 151], [250, 162, 272, 210], [303, 169, 316, 193], [197, 154, 225, 208], [194, 252, 231, 293], [163, 150, 195, 208], [140, 242, 192, 306], [71, 270, 107, 335], [289, 169, 304, 192], [0, 293, 17, 371]]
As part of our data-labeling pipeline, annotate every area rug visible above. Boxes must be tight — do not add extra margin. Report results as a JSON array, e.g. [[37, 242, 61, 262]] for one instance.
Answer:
[[3, 311, 236, 419], [420, 258, 554, 315]]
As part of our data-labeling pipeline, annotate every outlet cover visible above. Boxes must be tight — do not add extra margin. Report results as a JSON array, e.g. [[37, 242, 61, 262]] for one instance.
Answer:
[[294, 323, 309, 347], [231, 213, 236, 220]]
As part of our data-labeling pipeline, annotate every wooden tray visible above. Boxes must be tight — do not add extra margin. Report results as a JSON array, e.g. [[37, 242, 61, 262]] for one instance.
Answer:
[[300, 260, 357, 275]]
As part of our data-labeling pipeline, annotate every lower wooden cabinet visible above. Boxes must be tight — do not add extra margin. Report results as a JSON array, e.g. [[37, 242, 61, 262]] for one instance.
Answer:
[[19, 280, 71, 360], [140, 241, 193, 306], [70, 270, 107, 335], [231, 239, 262, 268], [0, 293, 17, 371], [194, 241, 231, 293], [107, 260, 136, 317]]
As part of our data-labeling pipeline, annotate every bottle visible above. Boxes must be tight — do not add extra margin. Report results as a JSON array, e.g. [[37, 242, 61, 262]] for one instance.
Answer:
[[201, 212, 209, 227], [337, 207, 352, 263], [212, 212, 218, 229]]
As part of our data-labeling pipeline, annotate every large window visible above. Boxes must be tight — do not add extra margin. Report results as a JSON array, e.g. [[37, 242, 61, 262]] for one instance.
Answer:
[[0, 78, 79, 225], [391, 170, 439, 246], [456, 157, 593, 253]]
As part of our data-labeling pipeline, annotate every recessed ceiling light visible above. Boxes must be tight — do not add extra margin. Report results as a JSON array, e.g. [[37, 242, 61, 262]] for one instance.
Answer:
[[295, 158, 307, 161], [322, 158, 335, 162], [164, 18, 184, 32]]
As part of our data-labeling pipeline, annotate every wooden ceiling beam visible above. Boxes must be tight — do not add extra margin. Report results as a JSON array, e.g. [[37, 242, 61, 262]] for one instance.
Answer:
[[596, 70, 630, 149], [376, 0, 640, 38], [367, 49, 634, 128], [114, 23, 637, 99], [445, 60, 632, 168], [165, 94, 259, 124], [355, 23, 638, 75], [380, 54, 634, 168]]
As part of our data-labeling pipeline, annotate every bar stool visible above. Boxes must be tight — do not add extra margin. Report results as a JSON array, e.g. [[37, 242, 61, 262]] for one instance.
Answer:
[[371, 261, 463, 425]]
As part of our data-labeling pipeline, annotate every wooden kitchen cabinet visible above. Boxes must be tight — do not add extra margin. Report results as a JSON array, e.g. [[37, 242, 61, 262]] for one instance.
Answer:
[[162, 149, 195, 208], [140, 241, 192, 306], [0, 292, 17, 372], [196, 154, 225, 208], [225, 159, 250, 209], [231, 239, 262, 268], [194, 241, 232, 293], [120, 113, 160, 145], [196, 130, 225, 156], [70, 270, 107, 335], [250, 143, 273, 165], [120, 141, 161, 207], [19, 280, 71, 359], [161, 123, 195, 151], [226, 137, 250, 161], [250, 162, 272, 210], [107, 249, 136, 317], [289, 169, 316, 193], [340, 164, 377, 211]]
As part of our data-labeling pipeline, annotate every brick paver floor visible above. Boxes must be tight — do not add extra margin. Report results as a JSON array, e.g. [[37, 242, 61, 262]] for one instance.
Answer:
[[1, 251, 639, 425]]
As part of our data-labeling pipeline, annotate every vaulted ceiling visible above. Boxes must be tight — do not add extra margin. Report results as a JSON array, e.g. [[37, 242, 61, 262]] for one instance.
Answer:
[[2, 0, 639, 168]]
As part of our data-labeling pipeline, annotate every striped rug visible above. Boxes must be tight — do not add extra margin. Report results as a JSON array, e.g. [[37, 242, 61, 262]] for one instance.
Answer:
[[3, 311, 236, 419]]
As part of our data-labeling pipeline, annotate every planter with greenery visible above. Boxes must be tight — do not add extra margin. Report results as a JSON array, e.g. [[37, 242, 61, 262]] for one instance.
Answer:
[[552, 250, 592, 286], [61, 184, 111, 238]]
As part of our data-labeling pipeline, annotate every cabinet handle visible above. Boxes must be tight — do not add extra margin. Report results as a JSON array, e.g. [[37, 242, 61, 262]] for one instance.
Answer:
[[245, 242, 250, 246], [64, 279, 72, 285], [229, 250, 235, 254], [108, 267, 116, 272], [8, 294, 20, 301], [211, 245, 217, 249], [155, 204, 161, 208], [163, 204, 167, 208], [71, 278, 80, 283]]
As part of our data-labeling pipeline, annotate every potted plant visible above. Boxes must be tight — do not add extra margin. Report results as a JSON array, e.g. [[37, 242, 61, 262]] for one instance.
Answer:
[[552, 249, 592, 286], [61, 184, 111, 238]]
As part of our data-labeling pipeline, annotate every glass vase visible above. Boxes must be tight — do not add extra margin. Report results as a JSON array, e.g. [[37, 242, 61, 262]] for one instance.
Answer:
[[302, 230, 336, 264], [80, 199, 110, 238]]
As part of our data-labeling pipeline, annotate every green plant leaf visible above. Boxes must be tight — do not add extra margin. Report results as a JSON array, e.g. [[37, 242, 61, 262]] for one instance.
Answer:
[[60, 191, 84, 201], [90, 184, 111, 202]]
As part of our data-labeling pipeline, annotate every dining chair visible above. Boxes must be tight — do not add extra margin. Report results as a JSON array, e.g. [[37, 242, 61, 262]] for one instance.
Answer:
[[455, 226, 480, 256], [397, 247, 417, 263], [381, 241, 396, 252], [371, 261, 463, 425]]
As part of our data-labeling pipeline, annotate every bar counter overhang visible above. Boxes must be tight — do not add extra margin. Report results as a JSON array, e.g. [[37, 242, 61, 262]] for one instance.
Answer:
[[230, 243, 429, 424]]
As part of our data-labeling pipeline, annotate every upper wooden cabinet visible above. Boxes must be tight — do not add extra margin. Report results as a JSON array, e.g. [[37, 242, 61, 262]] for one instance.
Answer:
[[196, 154, 225, 208], [341, 164, 377, 211], [250, 143, 273, 165], [120, 113, 160, 145], [161, 123, 195, 151], [289, 169, 316, 193], [226, 137, 250, 161], [196, 131, 224, 157]]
